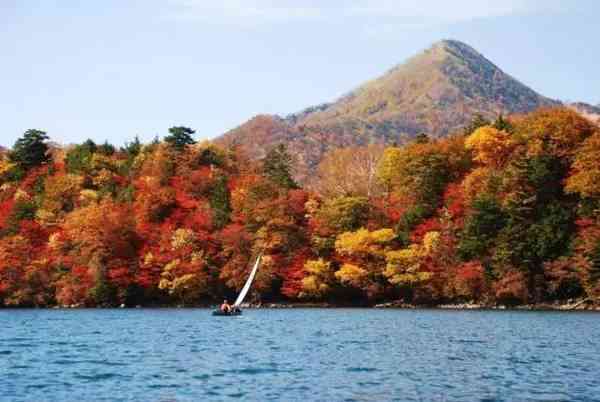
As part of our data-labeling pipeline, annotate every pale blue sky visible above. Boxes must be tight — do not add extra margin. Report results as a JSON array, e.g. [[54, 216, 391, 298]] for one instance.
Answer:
[[1, 0, 598, 147]]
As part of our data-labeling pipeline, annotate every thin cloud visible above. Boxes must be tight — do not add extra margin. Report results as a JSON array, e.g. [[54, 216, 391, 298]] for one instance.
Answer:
[[347, 0, 562, 22], [167, 0, 324, 24], [166, 0, 571, 27]]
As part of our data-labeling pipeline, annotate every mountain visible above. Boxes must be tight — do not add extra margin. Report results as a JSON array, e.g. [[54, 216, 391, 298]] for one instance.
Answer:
[[216, 39, 560, 181], [289, 40, 559, 138]]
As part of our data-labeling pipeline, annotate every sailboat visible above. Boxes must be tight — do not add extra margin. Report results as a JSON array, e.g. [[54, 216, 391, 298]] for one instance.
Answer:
[[212, 253, 262, 316]]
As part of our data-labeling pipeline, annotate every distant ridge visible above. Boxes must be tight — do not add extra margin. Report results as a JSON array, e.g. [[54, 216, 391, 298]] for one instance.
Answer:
[[568, 102, 600, 123], [216, 40, 562, 181]]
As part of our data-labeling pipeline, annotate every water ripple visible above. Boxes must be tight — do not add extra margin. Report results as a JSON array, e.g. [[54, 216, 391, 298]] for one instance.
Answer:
[[1, 308, 599, 401]]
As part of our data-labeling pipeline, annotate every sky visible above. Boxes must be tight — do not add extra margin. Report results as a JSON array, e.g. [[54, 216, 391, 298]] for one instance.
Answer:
[[1, 0, 599, 147]]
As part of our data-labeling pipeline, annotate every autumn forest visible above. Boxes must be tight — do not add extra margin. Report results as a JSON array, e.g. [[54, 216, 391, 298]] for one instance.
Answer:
[[1, 107, 600, 308]]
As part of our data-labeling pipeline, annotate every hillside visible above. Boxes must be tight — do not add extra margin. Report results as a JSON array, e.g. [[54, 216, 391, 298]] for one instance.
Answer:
[[216, 40, 559, 180]]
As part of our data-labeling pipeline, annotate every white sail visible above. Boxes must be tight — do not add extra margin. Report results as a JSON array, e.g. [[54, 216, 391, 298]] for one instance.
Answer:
[[233, 254, 262, 307]]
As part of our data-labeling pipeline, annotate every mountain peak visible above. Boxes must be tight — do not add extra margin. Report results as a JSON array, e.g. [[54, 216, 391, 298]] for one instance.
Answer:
[[404, 39, 485, 66], [434, 39, 492, 66], [436, 39, 478, 52]]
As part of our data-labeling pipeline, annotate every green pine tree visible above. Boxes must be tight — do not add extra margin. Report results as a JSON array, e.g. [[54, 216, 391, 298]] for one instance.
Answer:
[[463, 114, 490, 135], [210, 175, 232, 229], [164, 126, 196, 151], [263, 144, 298, 189], [493, 114, 514, 133], [10, 129, 50, 170]]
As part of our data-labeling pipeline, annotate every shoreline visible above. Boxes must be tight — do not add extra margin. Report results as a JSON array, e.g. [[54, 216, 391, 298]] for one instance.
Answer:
[[5, 298, 599, 311], [255, 299, 600, 311]]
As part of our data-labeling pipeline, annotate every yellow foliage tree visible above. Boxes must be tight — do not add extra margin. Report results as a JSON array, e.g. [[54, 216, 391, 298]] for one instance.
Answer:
[[335, 228, 395, 257], [158, 256, 209, 305], [37, 174, 84, 225], [335, 263, 368, 288], [384, 246, 431, 285], [465, 126, 516, 168], [0, 158, 15, 184], [422, 231, 441, 255], [300, 259, 335, 298], [377, 147, 403, 190], [171, 228, 197, 250], [383, 230, 440, 287], [78, 189, 99, 206], [335, 228, 372, 255], [371, 228, 396, 244], [333, 228, 395, 295], [516, 107, 596, 159], [565, 132, 600, 198]]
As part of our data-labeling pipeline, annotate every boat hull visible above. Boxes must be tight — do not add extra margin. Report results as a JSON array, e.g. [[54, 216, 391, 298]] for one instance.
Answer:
[[212, 310, 242, 316]]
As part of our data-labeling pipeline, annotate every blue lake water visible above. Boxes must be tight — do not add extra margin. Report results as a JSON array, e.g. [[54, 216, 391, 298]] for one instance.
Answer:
[[1, 308, 599, 402]]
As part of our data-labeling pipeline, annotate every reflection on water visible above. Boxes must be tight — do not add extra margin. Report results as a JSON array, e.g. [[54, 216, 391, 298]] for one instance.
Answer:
[[1, 308, 599, 401]]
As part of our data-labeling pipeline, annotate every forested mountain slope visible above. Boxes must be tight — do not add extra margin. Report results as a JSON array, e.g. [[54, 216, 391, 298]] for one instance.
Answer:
[[217, 40, 559, 181]]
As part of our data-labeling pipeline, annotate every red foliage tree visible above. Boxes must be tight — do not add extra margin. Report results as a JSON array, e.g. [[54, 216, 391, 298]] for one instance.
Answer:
[[454, 261, 486, 301], [280, 248, 311, 298], [410, 218, 441, 244]]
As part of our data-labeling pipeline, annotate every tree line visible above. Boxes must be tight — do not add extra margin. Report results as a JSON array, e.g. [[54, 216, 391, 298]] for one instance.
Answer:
[[0, 107, 599, 307]]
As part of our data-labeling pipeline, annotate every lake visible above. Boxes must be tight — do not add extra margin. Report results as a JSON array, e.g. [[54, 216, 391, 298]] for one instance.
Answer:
[[1, 309, 599, 402]]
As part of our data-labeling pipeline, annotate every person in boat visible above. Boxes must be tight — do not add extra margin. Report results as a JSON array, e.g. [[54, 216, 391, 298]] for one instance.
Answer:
[[220, 299, 232, 313]]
